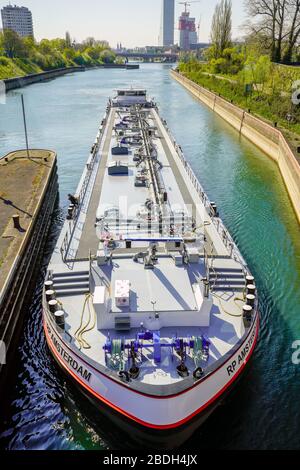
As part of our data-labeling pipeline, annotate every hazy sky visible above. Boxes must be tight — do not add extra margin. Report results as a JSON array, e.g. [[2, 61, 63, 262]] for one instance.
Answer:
[[0, 0, 246, 47]]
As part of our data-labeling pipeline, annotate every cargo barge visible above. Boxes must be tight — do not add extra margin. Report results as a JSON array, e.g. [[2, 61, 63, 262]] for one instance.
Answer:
[[43, 89, 259, 445]]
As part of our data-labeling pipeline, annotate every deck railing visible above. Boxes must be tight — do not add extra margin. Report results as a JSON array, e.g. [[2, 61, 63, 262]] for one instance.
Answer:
[[60, 106, 111, 262], [158, 110, 249, 274]]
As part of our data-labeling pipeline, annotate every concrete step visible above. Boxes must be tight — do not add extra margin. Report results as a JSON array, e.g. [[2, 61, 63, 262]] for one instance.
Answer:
[[54, 282, 90, 290], [53, 274, 89, 284], [209, 267, 243, 273], [211, 279, 245, 287], [209, 273, 245, 280], [56, 287, 90, 297], [213, 285, 245, 292], [52, 270, 89, 278]]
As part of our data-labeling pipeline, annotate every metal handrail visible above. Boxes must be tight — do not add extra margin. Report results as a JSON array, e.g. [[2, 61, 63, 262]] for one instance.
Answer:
[[60, 108, 111, 262], [159, 114, 249, 274]]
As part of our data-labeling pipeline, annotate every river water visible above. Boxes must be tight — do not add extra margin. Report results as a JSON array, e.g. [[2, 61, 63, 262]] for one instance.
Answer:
[[0, 64, 299, 450]]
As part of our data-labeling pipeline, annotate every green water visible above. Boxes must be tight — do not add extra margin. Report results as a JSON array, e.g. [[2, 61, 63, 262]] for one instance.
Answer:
[[0, 64, 299, 449]]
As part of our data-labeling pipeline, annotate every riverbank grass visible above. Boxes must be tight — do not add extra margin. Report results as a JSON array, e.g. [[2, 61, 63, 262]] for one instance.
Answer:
[[178, 62, 300, 140]]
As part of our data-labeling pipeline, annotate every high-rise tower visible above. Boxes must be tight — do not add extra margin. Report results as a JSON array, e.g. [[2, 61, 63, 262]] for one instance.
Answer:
[[159, 0, 175, 47], [1, 4, 34, 38]]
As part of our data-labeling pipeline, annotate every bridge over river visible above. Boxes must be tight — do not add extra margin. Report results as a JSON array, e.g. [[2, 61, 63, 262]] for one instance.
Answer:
[[115, 52, 178, 63]]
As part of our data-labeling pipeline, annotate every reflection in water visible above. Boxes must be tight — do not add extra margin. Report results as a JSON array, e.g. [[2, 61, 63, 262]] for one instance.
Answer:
[[0, 64, 299, 450]]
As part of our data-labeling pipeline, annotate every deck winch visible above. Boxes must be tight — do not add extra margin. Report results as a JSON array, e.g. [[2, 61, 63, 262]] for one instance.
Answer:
[[103, 330, 210, 379]]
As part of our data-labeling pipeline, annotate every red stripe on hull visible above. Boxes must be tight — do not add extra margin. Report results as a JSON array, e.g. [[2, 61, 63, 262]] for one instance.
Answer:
[[43, 309, 259, 399], [43, 315, 259, 430]]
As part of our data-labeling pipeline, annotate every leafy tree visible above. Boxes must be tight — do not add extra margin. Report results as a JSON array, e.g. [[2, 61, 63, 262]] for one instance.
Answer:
[[210, 0, 232, 58], [100, 49, 116, 64], [255, 55, 272, 91], [2, 29, 26, 58], [0, 33, 4, 56], [39, 39, 53, 55], [0, 32, 116, 77], [73, 52, 86, 66], [86, 46, 101, 61], [64, 48, 76, 61], [82, 37, 96, 48]]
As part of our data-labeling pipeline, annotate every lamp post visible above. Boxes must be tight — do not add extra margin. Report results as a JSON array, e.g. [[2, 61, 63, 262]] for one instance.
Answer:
[[20, 94, 30, 159]]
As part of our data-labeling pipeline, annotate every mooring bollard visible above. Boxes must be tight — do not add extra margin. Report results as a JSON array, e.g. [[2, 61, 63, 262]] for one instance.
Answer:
[[55, 310, 65, 329], [247, 284, 256, 296], [45, 290, 55, 302], [246, 294, 256, 308], [48, 299, 59, 314], [12, 214, 21, 230]]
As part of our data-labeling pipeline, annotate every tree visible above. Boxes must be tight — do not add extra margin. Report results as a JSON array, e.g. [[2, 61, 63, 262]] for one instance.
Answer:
[[0, 32, 5, 56], [86, 46, 102, 60], [245, 0, 300, 63], [210, 0, 232, 58], [64, 47, 75, 61], [282, 0, 300, 63], [39, 39, 53, 55], [65, 31, 72, 48], [245, 0, 282, 62], [82, 37, 96, 48], [22, 36, 35, 59], [2, 30, 25, 58], [100, 49, 116, 64]]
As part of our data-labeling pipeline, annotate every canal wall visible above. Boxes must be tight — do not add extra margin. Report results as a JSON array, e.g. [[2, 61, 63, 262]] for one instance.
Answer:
[[171, 69, 300, 224], [4, 66, 85, 91], [0, 150, 58, 386]]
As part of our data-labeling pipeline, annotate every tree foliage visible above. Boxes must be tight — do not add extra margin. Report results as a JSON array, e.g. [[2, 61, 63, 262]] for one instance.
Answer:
[[0, 30, 116, 76], [2, 30, 27, 58], [210, 0, 232, 58]]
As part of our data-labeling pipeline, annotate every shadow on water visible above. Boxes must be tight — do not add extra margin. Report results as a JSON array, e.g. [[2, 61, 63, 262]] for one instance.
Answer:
[[0, 64, 300, 450]]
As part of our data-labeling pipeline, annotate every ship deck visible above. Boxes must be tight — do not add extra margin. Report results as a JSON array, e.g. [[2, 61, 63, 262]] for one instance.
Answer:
[[46, 96, 253, 389], [53, 106, 230, 265], [62, 283, 244, 387]]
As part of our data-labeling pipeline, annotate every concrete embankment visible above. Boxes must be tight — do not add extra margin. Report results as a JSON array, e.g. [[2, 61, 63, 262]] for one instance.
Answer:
[[0, 150, 58, 384], [171, 69, 300, 225], [4, 66, 85, 92]]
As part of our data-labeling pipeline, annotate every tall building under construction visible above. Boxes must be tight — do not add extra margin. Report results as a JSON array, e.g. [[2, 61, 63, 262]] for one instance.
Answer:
[[159, 0, 175, 47], [179, 10, 197, 50]]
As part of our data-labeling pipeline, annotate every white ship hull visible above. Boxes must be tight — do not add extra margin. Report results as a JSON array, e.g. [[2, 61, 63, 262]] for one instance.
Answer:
[[44, 309, 259, 430]]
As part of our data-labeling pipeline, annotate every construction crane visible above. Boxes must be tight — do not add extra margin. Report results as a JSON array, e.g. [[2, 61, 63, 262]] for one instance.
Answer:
[[179, 1, 201, 14], [197, 16, 202, 43]]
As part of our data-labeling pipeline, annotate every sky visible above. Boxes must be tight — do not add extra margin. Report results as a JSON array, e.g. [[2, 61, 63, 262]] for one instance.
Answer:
[[0, 0, 246, 47]]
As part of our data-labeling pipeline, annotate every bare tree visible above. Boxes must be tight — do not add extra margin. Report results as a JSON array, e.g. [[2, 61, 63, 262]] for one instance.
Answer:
[[211, 0, 232, 58], [283, 0, 300, 63], [245, 0, 286, 62], [245, 0, 300, 63]]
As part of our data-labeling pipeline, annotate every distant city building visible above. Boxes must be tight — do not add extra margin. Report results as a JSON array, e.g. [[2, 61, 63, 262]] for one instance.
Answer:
[[1, 4, 34, 38], [179, 10, 197, 50], [159, 0, 175, 47]]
